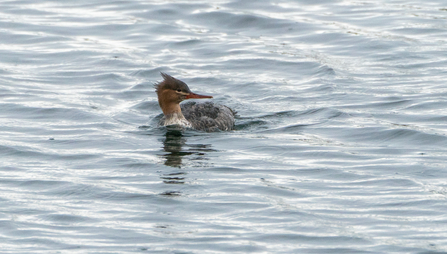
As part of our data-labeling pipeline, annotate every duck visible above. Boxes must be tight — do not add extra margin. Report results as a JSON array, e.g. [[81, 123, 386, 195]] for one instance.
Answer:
[[155, 73, 235, 132]]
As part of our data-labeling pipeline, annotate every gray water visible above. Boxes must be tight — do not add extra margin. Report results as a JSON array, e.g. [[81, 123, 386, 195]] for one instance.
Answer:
[[1, 0, 447, 253]]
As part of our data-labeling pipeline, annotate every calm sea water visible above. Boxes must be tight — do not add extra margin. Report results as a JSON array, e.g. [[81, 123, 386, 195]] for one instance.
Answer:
[[1, 0, 447, 253]]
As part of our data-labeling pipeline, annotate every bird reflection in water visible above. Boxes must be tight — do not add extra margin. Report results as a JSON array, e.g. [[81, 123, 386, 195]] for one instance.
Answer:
[[159, 126, 215, 187], [161, 127, 189, 168]]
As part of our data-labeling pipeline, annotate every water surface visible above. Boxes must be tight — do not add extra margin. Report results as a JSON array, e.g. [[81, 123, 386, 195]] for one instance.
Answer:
[[1, 0, 447, 253]]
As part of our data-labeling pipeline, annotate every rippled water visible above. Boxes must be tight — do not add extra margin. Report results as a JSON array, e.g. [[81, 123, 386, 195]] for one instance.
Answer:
[[1, 0, 447, 253]]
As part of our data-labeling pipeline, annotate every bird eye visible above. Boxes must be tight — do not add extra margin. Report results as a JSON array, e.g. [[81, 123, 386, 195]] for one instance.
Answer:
[[176, 89, 182, 92]]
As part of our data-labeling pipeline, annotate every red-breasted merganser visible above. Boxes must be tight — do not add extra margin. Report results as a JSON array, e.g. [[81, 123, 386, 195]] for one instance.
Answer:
[[155, 73, 235, 132]]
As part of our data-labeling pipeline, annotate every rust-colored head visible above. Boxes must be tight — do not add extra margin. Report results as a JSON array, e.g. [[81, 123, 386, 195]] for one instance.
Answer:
[[155, 73, 212, 115]]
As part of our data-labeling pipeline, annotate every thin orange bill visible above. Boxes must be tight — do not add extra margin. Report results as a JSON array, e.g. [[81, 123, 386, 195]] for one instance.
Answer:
[[186, 93, 213, 99]]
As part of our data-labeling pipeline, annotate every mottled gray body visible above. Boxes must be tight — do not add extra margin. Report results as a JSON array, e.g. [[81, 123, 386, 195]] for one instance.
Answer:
[[182, 101, 235, 131], [159, 101, 235, 132]]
